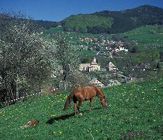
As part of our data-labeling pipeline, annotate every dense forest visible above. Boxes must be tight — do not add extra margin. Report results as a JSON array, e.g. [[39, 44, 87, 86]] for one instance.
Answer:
[[62, 5, 163, 33]]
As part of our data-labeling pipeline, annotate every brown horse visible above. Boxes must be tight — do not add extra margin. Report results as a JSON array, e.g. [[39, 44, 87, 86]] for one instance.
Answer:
[[63, 86, 108, 114]]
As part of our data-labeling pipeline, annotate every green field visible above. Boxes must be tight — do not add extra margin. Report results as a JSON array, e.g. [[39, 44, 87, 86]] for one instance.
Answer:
[[123, 25, 163, 47], [0, 79, 163, 140]]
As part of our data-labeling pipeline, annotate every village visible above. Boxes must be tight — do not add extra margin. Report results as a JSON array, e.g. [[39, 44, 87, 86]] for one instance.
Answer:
[[52, 35, 159, 91], [79, 36, 128, 54], [76, 35, 160, 89], [76, 36, 129, 88]]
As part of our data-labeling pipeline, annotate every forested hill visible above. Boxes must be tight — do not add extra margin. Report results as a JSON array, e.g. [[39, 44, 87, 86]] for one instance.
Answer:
[[0, 13, 58, 32], [1, 5, 163, 34], [61, 5, 163, 34]]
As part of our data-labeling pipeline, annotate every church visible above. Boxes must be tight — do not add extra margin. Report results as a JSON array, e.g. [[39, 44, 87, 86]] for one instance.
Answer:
[[79, 57, 100, 72]]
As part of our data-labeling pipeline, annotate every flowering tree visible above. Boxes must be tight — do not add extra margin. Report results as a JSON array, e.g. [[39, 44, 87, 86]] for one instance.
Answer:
[[51, 33, 89, 90], [0, 16, 53, 104]]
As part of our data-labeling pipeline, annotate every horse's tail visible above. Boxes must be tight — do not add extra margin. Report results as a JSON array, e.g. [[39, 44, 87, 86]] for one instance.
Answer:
[[63, 94, 73, 110]]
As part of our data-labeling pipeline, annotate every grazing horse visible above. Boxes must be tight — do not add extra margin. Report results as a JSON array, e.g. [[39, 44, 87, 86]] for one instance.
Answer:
[[63, 86, 108, 114]]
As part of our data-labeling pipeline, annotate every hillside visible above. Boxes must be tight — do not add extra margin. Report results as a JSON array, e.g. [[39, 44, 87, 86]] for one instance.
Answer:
[[0, 79, 163, 139], [123, 25, 163, 46], [1, 5, 163, 34], [62, 14, 113, 33], [43, 24, 163, 80], [0, 13, 58, 32], [62, 5, 163, 34]]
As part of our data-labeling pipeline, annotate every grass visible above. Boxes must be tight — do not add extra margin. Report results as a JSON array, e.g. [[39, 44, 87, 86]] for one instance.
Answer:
[[0, 79, 163, 139], [123, 25, 163, 46]]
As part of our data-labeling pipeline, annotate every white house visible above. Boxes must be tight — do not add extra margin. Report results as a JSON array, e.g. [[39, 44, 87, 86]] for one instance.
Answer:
[[107, 62, 118, 72], [89, 78, 105, 87], [107, 79, 121, 87], [79, 63, 90, 71]]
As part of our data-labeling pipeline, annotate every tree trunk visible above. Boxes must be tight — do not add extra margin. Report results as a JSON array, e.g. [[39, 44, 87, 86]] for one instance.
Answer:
[[1, 70, 17, 104]]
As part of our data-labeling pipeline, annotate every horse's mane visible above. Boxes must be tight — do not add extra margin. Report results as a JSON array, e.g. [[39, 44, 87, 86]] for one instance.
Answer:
[[93, 86, 105, 99]]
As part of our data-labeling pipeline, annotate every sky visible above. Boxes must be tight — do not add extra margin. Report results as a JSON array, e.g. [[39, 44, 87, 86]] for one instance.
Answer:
[[0, 0, 163, 21]]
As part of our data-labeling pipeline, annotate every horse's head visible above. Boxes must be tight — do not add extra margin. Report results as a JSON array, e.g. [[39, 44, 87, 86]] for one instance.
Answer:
[[100, 96, 108, 108]]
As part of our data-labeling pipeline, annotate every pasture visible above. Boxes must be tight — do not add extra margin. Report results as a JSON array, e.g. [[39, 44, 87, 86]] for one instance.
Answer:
[[123, 25, 163, 47], [0, 79, 163, 139]]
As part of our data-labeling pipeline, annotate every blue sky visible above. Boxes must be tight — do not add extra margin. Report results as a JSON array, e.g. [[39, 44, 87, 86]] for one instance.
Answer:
[[0, 0, 163, 21]]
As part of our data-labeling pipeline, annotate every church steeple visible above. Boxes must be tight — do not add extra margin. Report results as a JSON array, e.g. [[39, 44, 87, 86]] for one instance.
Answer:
[[91, 57, 97, 65]]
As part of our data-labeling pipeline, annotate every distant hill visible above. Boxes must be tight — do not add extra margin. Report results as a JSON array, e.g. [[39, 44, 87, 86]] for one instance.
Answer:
[[1, 5, 163, 34], [0, 13, 58, 32], [61, 14, 113, 33], [61, 5, 163, 34]]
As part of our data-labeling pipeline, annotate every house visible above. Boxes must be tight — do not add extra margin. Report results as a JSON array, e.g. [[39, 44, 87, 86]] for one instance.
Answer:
[[79, 63, 90, 71], [79, 57, 100, 72], [89, 78, 105, 88], [115, 46, 128, 53], [107, 62, 118, 72], [107, 79, 121, 87]]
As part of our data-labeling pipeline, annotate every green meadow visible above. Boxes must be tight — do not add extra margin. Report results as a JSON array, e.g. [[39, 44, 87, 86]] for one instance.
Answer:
[[0, 79, 163, 140], [123, 25, 163, 46]]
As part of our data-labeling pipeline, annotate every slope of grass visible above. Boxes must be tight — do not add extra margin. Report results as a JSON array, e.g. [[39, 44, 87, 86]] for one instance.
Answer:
[[123, 25, 163, 46], [0, 79, 163, 139]]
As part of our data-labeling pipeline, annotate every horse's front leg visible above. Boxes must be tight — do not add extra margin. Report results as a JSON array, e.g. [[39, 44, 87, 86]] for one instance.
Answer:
[[74, 103, 79, 115], [89, 98, 93, 111]]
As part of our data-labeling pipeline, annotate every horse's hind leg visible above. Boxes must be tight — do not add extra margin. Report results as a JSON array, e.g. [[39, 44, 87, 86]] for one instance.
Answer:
[[73, 96, 79, 115], [74, 103, 78, 115], [77, 101, 82, 112]]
